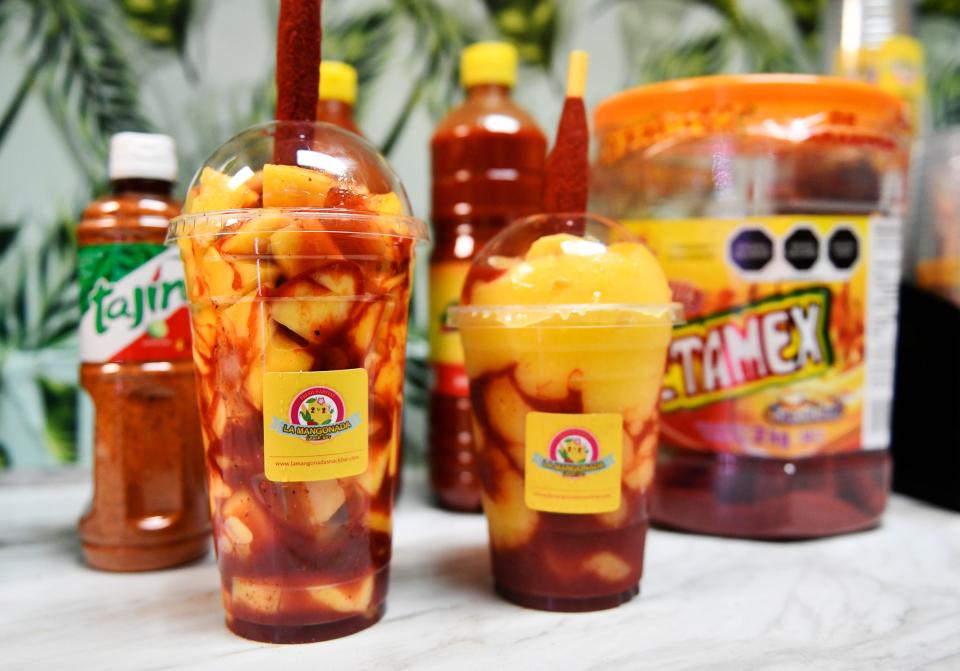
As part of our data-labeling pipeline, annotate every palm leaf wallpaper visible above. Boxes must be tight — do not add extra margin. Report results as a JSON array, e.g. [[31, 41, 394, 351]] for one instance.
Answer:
[[0, 0, 957, 469]]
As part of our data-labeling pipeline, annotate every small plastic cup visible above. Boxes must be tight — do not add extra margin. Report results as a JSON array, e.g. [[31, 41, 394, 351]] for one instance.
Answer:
[[448, 213, 680, 612], [168, 122, 427, 643]]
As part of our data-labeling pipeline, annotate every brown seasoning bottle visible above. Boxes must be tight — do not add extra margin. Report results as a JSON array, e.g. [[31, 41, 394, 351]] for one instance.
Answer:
[[78, 132, 209, 571]]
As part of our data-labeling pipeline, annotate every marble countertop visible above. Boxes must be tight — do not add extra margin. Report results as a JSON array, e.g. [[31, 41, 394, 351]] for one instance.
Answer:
[[2, 470, 959, 671]]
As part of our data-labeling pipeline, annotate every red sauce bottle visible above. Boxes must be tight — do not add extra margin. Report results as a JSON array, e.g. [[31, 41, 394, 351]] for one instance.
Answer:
[[428, 42, 546, 511], [78, 132, 209, 570], [316, 61, 362, 135]]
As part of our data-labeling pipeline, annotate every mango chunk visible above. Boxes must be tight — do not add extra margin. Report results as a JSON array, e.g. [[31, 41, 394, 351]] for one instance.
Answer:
[[262, 164, 334, 208], [306, 574, 373, 613], [363, 192, 403, 216], [304, 481, 347, 527], [482, 448, 537, 550], [351, 302, 384, 355], [220, 297, 263, 348], [357, 443, 390, 496], [231, 578, 281, 615], [484, 374, 532, 446], [199, 247, 236, 301], [583, 552, 632, 582], [269, 221, 342, 277], [185, 167, 260, 214], [265, 329, 313, 372], [221, 488, 275, 558], [270, 278, 352, 344], [220, 214, 286, 256], [191, 307, 217, 359], [228, 257, 280, 296]]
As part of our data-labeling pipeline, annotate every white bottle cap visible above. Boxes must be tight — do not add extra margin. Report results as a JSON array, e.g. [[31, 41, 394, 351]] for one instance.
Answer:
[[108, 132, 178, 182]]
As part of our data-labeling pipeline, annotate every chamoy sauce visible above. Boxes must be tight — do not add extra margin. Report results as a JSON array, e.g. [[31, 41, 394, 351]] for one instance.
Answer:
[[78, 133, 209, 570], [592, 77, 910, 538], [428, 42, 546, 511], [316, 61, 363, 136]]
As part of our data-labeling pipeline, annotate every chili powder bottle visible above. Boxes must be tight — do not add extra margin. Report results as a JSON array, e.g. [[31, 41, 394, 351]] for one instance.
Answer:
[[78, 132, 209, 570], [428, 42, 546, 511], [316, 60, 362, 136]]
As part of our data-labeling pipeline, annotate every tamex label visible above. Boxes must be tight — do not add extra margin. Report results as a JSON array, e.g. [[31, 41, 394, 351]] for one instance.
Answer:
[[626, 215, 901, 458]]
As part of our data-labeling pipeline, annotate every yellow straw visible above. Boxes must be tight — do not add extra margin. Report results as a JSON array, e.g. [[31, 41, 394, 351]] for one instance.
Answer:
[[566, 50, 589, 98]]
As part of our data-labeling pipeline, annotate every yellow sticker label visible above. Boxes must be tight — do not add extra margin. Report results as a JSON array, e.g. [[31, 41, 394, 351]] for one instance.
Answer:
[[524, 412, 622, 514], [262, 369, 368, 482]]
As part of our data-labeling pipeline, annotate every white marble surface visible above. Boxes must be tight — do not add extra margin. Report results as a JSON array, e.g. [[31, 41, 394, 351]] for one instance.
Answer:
[[2, 470, 960, 671]]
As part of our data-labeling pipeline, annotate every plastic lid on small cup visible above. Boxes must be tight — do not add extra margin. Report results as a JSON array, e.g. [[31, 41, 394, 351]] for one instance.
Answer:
[[109, 132, 177, 182], [167, 120, 425, 242], [447, 212, 683, 329]]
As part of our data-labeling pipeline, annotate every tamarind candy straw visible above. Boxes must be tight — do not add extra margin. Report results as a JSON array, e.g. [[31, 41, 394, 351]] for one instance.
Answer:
[[541, 50, 590, 214], [274, 0, 322, 164]]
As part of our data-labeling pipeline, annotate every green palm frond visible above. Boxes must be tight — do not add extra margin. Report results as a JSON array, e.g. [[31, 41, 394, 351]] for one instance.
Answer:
[[614, 0, 813, 85], [40, 377, 77, 464], [920, 15, 960, 127], [920, 0, 960, 14], [483, 0, 558, 67], [377, 0, 480, 156], [0, 216, 79, 352], [1, 0, 151, 182], [325, 6, 396, 117], [116, 0, 194, 53]]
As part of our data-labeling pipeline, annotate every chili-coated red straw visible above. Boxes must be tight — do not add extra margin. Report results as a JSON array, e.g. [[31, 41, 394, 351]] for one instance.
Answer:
[[542, 51, 589, 214], [274, 0, 321, 163]]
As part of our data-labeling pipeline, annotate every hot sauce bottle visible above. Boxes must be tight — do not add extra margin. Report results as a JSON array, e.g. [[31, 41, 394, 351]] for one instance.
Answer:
[[428, 42, 546, 511], [78, 132, 209, 571], [316, 60, 362, 135]]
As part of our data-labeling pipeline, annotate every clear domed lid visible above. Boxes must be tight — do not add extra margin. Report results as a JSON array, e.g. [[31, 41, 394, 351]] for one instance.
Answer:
[[180, 120, 414, 218], [449, 213, 682, 327]]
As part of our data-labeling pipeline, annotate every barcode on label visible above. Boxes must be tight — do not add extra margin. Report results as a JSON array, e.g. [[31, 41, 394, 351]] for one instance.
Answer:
[[861, 215, 902, 449], [863, 400, 892, 451]]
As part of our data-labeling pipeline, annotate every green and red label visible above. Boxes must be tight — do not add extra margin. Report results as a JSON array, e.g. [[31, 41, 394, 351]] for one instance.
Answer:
[[78, 243, 191, 363]]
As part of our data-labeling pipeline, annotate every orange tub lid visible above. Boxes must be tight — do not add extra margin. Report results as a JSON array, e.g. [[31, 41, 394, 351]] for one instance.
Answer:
[[594, 74, 910, 134]]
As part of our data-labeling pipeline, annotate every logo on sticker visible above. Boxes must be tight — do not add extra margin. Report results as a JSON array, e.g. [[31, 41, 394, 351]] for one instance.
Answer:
[[533, 428, 615, 477], [270, 386, 361, 442]]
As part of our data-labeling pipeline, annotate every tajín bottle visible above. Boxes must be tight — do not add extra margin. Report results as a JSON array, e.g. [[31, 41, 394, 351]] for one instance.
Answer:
[[78, 132, 209, 570]]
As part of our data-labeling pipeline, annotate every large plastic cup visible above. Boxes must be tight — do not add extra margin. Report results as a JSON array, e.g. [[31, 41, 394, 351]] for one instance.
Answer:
[[449, 213, 680, 611], [168, 122, 427, 643]]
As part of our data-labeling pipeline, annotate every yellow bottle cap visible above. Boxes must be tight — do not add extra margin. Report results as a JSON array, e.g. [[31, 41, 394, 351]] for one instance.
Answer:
[[319, 61, 357, 105], [461, 42, 518, 89]]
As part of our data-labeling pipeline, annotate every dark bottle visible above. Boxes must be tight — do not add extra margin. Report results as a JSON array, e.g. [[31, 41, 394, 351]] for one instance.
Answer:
[[78, 132, 209, 571], [428, 42, 547, 511]]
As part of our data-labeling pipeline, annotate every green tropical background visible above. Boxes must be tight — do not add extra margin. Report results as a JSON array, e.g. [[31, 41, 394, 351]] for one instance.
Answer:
[[0, 0, 957, 469]]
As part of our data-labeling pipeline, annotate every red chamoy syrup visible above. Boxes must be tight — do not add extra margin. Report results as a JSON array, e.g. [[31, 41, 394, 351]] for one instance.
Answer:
[[428, 42, 546, 512]]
